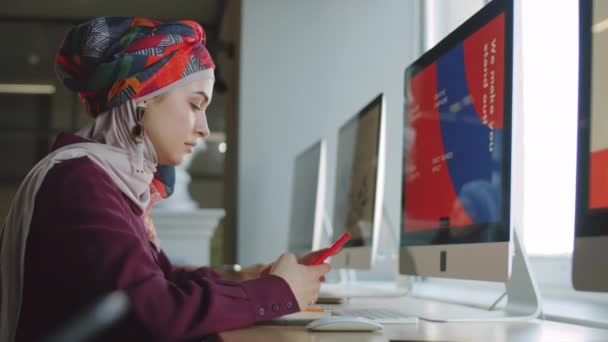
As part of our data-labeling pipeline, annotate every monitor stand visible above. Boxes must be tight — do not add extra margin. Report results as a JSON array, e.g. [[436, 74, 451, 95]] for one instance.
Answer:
[[414, 228, 542, 322], [318, 207, 408, 299]]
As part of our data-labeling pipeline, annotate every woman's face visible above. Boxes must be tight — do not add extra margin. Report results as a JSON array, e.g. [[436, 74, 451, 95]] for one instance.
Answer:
[[142, 77, 214, 165]]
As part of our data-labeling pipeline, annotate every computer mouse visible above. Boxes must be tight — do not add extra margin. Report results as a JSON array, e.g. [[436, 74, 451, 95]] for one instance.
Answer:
[[305, 315, 383, 332]]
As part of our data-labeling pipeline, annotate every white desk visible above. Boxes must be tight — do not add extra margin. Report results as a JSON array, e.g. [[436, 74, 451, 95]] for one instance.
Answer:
[[220, 297, 608, 342]]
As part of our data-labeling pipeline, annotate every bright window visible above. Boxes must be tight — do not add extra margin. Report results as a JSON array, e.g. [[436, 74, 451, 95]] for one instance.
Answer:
[[521, 0, 578, 255]]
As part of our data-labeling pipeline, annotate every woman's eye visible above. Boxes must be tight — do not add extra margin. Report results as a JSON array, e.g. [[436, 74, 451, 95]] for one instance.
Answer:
[[190, 103, 201, 111]]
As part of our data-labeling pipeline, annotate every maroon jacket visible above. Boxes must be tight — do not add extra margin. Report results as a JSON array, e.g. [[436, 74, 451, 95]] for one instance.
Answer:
[[16, 133, 299, 342]]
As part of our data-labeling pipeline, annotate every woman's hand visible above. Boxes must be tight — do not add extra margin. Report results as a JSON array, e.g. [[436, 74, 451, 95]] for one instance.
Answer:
[[258, 247, 342, 280], [269, 253, 331, 309], [297, 248, 342, 281], [297, 247, 342, 266]]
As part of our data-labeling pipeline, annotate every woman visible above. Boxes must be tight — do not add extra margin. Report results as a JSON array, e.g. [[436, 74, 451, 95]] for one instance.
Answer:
[[0, 17, 331, 341]]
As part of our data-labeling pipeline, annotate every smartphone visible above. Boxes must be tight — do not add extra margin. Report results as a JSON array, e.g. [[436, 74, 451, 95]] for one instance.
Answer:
[[310, 232, 351, 265]]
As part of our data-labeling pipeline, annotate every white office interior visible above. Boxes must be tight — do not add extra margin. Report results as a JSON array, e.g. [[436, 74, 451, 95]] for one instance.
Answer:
[[0, 0, 607, 339], [237, 0, 608, 331]]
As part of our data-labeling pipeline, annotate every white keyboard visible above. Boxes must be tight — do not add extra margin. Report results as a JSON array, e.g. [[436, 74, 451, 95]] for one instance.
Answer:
[[319, 282, 408, 299], [333, 308, 418, 324]]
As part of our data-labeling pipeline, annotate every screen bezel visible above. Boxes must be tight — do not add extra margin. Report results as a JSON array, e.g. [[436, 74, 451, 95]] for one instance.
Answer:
[[333, 93, 383, 247], [575, 0, 608, 239], [287, 139, 327, 257], [330, 93, 386, 270], [401, 0, 514, 247], [572, 0, 608, 292]]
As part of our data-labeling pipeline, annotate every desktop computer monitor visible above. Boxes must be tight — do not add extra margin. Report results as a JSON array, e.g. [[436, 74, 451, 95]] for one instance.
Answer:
[[573, 0, 608, 291], [330, 94, 387, 270], [400, 0, 514, 282], [287, 140, 327, 257]]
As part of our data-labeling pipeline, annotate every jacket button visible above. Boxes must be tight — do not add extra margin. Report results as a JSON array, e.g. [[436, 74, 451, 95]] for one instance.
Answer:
[[258, 307, 265, 316], [286, 301, 293, 309], [272, 304, 280, 312]]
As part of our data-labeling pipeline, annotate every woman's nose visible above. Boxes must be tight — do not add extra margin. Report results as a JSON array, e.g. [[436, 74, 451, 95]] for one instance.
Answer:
[[196, 112, 210, 138]]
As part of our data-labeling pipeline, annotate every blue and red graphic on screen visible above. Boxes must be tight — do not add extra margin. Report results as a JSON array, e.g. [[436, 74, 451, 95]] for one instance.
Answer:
[[404, 14, 505, 233]]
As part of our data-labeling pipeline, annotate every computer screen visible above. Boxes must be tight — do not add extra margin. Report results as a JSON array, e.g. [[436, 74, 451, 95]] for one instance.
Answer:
[[330, 94, 386, 270], [400, 0, 513, 282], [287, 140, 326, 258], [573, 0, 608, 291]]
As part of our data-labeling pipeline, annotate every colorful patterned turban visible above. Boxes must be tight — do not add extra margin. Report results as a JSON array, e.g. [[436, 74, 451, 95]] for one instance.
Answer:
[[55, 16, 215, 117]]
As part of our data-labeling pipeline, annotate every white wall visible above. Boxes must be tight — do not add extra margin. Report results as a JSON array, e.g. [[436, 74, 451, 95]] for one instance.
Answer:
[[237, 0, 420, 264], [424, 0, 486, 50]]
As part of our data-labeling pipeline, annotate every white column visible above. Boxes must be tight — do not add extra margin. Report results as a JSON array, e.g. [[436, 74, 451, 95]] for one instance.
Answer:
[[152, 140, 225, 266]]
